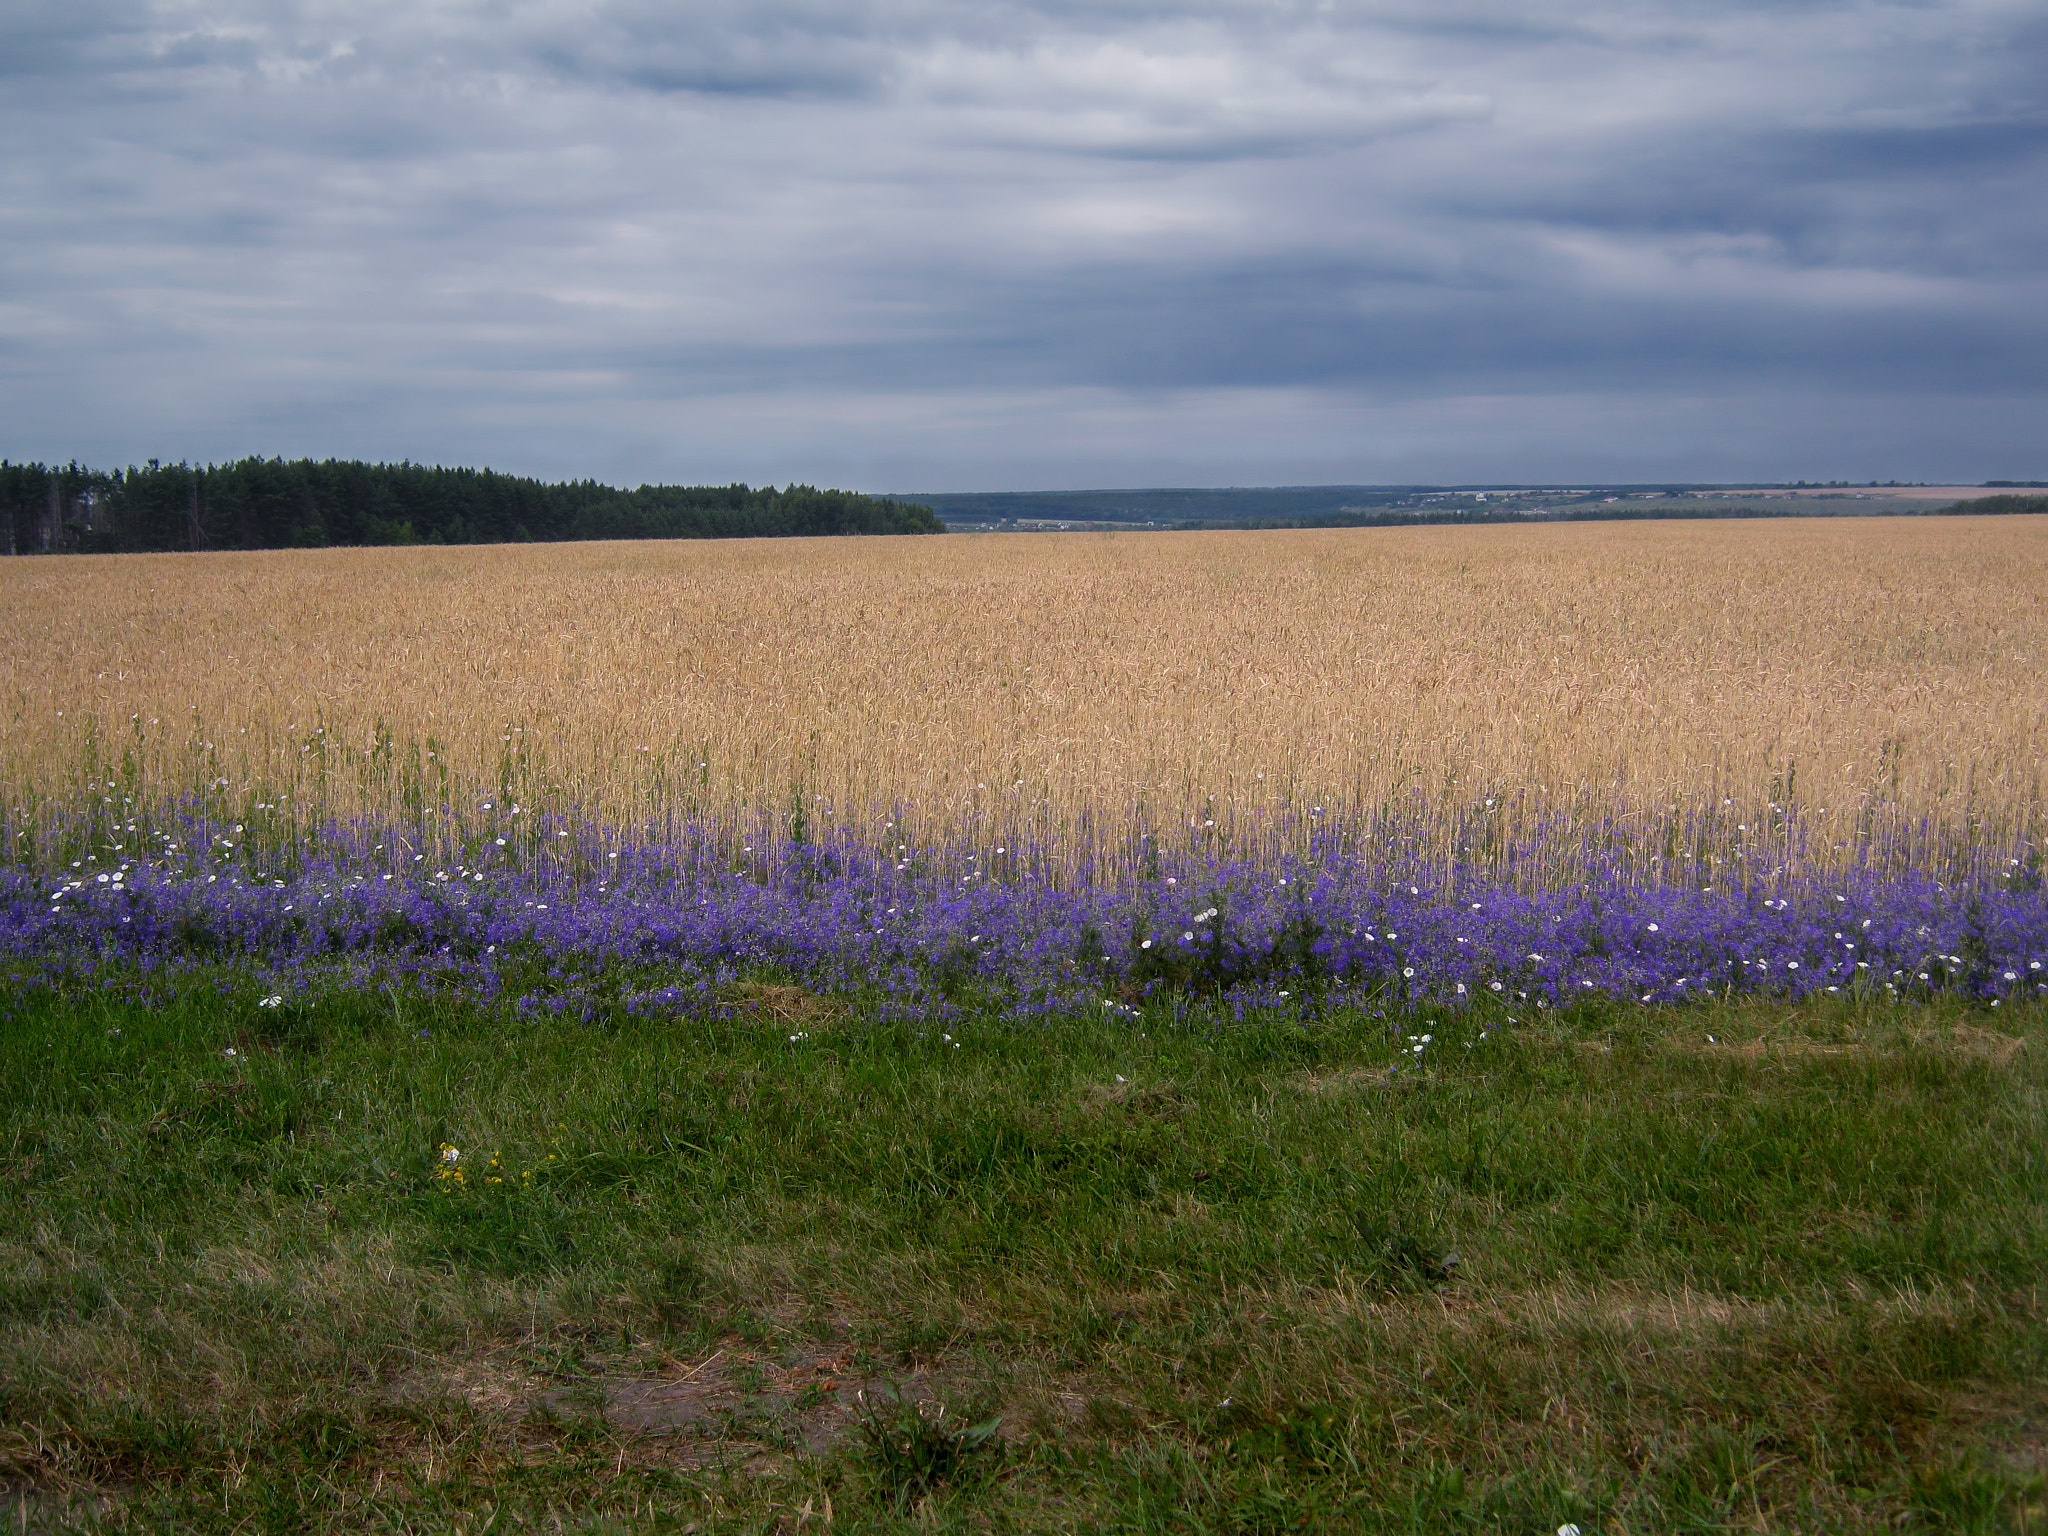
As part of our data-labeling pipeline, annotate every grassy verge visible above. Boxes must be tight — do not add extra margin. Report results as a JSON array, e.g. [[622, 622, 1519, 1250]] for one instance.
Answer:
[[2, 974, 2043, 1532]]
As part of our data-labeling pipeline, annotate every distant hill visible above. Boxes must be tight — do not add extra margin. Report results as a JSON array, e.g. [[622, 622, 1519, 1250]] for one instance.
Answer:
[[0, 458, 943, 554], [894, 483, 2048, 530], [895, 485, 1448, 524]]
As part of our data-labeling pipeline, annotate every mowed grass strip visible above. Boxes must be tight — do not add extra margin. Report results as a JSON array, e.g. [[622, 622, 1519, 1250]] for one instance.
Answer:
[[1, 980, 2042, 1532]]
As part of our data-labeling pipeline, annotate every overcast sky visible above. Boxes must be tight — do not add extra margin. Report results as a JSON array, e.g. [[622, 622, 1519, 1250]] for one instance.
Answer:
[[3, 1, 2044, 489]]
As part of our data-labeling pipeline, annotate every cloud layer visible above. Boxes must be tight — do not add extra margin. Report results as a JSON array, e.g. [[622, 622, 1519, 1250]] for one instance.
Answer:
[[4, 0, 2044, 487]]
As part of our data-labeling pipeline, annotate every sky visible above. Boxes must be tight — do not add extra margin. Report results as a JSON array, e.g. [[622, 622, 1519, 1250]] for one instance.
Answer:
[[3, 1, 2045, 491]]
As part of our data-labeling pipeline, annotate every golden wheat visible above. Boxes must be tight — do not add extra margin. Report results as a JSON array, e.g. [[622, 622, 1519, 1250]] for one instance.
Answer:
[[4, 517, 2045, 871]]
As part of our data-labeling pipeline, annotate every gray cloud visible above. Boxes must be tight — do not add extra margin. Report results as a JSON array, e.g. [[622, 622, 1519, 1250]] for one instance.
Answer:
[[1, 0, 2043, 487]]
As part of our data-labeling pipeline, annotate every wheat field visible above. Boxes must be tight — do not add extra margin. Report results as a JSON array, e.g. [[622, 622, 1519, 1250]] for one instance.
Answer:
[[4, 516, 2045, 873]]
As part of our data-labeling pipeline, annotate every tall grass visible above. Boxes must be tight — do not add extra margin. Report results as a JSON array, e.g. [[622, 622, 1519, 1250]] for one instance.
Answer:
[[4, 518, 2045, 880]]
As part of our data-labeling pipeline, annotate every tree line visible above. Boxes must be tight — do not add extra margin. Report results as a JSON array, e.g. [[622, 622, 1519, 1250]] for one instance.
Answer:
[[0, 458, 943, 554]]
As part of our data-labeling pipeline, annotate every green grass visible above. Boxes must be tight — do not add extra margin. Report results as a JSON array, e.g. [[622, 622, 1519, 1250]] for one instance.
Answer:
[[1, 974, 2044, 1532]]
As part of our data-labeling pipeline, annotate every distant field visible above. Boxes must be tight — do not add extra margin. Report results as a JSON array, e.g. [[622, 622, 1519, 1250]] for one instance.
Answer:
[[4, 516, 2045, 874], [905, 481, 2048, 529]]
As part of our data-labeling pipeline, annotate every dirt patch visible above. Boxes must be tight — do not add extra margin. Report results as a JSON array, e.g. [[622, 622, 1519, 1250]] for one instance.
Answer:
[[1079, 1080, 1190, 1116], [1287, 1066, 1405, 1096], [728, 983, 848, 1030], [407, 1354, 542, 1416], [0, 1487, 125, 1535], [516, 1343, 978, 1466]]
